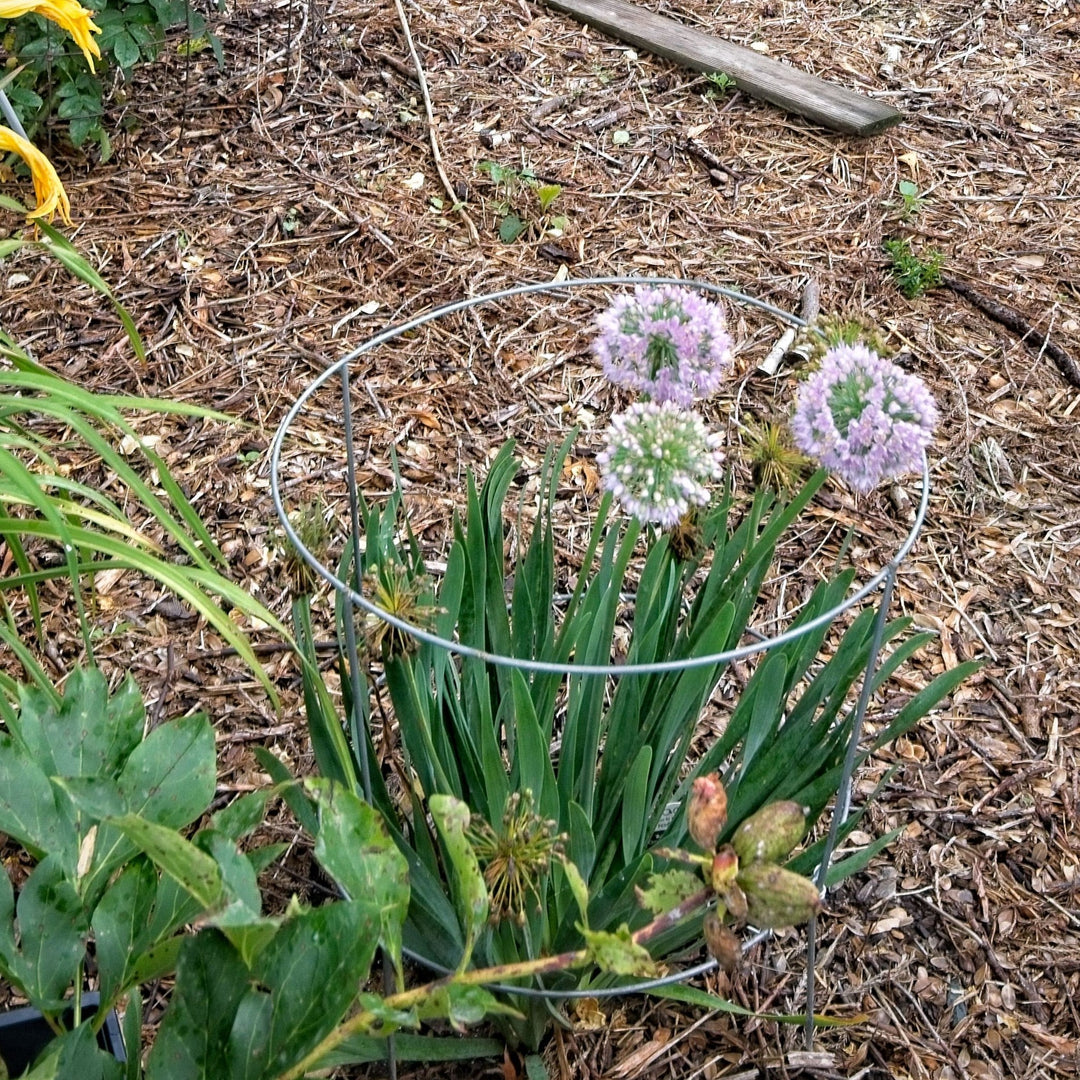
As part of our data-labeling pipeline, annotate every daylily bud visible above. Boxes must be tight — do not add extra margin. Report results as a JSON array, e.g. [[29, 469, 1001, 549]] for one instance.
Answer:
[[687, 772, 728, 851], [731, 801, 807, 865], [709, 844, 739, 893], [703, 911, 742, 974], [737, 863, 822, 928]]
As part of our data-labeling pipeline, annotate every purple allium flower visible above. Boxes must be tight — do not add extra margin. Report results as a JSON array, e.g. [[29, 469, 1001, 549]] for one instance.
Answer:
[[594, 285, 734, 406], [597, 401, 724, 528], [790, 344, 938, 493]]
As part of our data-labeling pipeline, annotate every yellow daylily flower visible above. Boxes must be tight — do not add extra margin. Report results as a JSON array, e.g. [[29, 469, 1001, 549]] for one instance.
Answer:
[[0, 125, 72, 224], [0, 0, 102, 71]]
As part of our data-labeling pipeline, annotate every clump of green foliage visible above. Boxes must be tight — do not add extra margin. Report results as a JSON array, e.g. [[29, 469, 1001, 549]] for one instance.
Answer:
[[704, 71, 735, 99], [895, 179, 926, 218], [1, 0, 223, 158], [476, 159, 566, 243], [883, 238, 944, 299]]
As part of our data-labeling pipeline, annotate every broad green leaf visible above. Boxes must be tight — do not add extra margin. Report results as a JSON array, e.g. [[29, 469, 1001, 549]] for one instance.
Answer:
[[499, 213, 526, 243], [92, 858, 158, 1002], [211, 792, 270, 843], [582, 924, 657, 978], [430, 794, 488, 968], [146, 931, 250, 1080], [53, 776, 126, 822], [248, 899, 381, 1078], [106, 814, 223, 912], [0, 732, 74, 868], [117, 714, 216, 827], [85, 715, 216, 896], [635, 868, 703, 917], [415, 984, 522, 1032], [12, 668, 143, 780], [23, 1021, 124, 1080], [307, 780, 409, 977], [194, 832, 278, 966], [14, 856, 88, 1011]]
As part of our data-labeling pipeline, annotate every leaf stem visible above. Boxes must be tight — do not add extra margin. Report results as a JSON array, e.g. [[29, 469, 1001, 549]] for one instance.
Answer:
[[276, 888, 713, 1080]]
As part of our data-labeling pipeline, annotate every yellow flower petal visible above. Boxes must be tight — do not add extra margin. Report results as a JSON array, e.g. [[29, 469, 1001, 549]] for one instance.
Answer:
[[0, 0, 102, 70], [0, 125, 72, 225]]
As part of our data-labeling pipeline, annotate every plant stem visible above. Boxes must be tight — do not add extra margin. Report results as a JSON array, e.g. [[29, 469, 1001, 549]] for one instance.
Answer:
[[276, 888, 712, 1080]]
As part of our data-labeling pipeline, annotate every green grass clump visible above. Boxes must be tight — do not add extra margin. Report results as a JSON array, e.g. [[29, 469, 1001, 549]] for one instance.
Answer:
[[883, 238, 944, 299]]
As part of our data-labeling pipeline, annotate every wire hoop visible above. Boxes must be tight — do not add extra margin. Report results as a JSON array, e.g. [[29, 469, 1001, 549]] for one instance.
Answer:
[[271, 276, 929, 678], [271, 276, 930, 1025]]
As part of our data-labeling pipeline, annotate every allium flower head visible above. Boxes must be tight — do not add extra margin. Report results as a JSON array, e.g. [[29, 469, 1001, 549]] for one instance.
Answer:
[[594, 284, 733, 405], [790, 344, 937, 493], [598, 401, 724, 528]]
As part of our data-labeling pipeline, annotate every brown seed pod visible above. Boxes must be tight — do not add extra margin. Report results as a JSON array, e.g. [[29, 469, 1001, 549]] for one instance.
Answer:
[[703, 910, 742, 974], [687, 772, 728, 852]]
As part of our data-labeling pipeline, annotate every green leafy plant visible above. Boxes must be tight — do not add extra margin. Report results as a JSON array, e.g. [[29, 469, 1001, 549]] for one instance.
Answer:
[[0, 203, 288, 702], [303, 439, 975, 1047], [285, 286, 972, 1049], [0, 665, 834, 1078], [476, 160, 566, 243], [895, 179, 926, 218], [883, 237, 944, 299], [705, 70, 735, 99], [1, 0, 224, 157], [0, 666, 225, 1060]]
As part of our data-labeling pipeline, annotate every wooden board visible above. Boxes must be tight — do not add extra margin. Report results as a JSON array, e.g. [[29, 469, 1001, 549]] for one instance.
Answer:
[[538, 0, 902, 137]]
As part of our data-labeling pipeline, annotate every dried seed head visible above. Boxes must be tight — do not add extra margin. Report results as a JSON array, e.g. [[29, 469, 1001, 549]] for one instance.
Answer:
[[703, 911, 742, 974]]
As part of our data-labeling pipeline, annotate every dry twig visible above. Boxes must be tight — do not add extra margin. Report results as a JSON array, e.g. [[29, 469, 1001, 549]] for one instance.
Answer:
[[393, 0, 480, 244]]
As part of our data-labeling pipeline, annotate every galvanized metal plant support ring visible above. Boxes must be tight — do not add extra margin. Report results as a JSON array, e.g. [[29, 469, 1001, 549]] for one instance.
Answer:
[[271, 276, 930, 1038]]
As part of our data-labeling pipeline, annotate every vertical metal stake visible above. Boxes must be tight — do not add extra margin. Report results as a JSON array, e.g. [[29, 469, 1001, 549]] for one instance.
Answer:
[[0, 88, 30, 140], [339, 364, 396, 1080], [804, 564, 898, 1047]]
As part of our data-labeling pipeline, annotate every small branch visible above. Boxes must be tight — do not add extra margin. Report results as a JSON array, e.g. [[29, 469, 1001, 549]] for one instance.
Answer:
[[277, 887, 716, 1080], [633, 887, 712, 945], [941, 273, 1080, 389], [393, 0, 480, 245]]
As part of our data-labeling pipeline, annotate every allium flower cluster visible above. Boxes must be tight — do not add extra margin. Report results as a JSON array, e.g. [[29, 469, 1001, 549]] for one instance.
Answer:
[[790, 344, 938, 493], [593, 285, 733, 406], [597, 401, 724, 528]]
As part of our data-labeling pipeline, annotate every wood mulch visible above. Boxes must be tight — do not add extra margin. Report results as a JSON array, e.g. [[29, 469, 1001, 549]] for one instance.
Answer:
[[2, 0, 1079, 1077]]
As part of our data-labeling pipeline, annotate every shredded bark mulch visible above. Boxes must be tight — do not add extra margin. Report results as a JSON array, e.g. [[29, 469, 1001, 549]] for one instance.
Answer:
[[2, 0, 1079, 1077]]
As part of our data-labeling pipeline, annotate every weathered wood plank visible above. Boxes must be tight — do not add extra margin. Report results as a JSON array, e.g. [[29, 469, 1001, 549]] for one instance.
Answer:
[[538, 0, 902, 136]]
